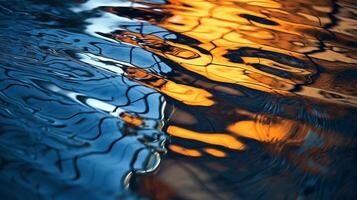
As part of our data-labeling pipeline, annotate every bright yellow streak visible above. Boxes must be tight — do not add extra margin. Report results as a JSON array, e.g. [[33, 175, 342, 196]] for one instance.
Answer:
[[169, 144, 202, 157], [204, 148, 227, 157], [120, 113, 144, 126], [160, 81, 215, 106], [167, 126, 245, 150], [227, 118, 296, 142]]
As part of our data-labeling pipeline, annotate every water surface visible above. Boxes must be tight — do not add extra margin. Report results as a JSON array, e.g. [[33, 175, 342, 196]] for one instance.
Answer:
[[0, 0, 356, 199]]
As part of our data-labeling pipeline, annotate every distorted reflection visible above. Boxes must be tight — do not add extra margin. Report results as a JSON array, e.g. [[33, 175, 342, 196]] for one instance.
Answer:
[[0, 0, 356, 199]]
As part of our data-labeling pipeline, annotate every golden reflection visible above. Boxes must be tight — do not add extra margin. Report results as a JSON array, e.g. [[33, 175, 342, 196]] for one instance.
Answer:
[[164, 100, 350, 169], [108, 30, 312, 93], [120, 112, 144, 126], [97, 0, 355, 170], [103, 0, 356, 101], [227, 116, 302, 142], [104, 0, 332, 93], [169, 144, 202, 157], [125, 66, 215, 106], [171, 114, 296, 148], [204, 148, 227, 158], [167, 126, 245, 150]]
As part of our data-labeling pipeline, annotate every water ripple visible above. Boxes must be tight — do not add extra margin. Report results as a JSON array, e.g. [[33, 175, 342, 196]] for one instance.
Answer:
[[0, 0, 357, 199]]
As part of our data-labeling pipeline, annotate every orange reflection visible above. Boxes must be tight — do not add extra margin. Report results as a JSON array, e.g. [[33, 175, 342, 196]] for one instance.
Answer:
[[169, 144, 202, 157], [102, 0, 356, 104], [97, 0, 355, 169], [227, 116, 302, 142], [204, 148, 227, 158], [108, 30, 311, 93], [165, 103, 347, 162], [167, 126, 245, 150], [104, 0, 328, 93], [120, 112, 144, 126], [125, 66, 214, 106]]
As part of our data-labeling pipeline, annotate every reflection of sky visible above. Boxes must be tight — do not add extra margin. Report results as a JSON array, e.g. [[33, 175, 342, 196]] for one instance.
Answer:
[[85, 12, 140, 42], [71, 0, 149, 12], [0, 1, 168, 199]]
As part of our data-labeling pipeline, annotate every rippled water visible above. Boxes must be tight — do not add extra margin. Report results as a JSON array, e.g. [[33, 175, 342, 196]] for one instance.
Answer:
[[0, 0, 356, 199]]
